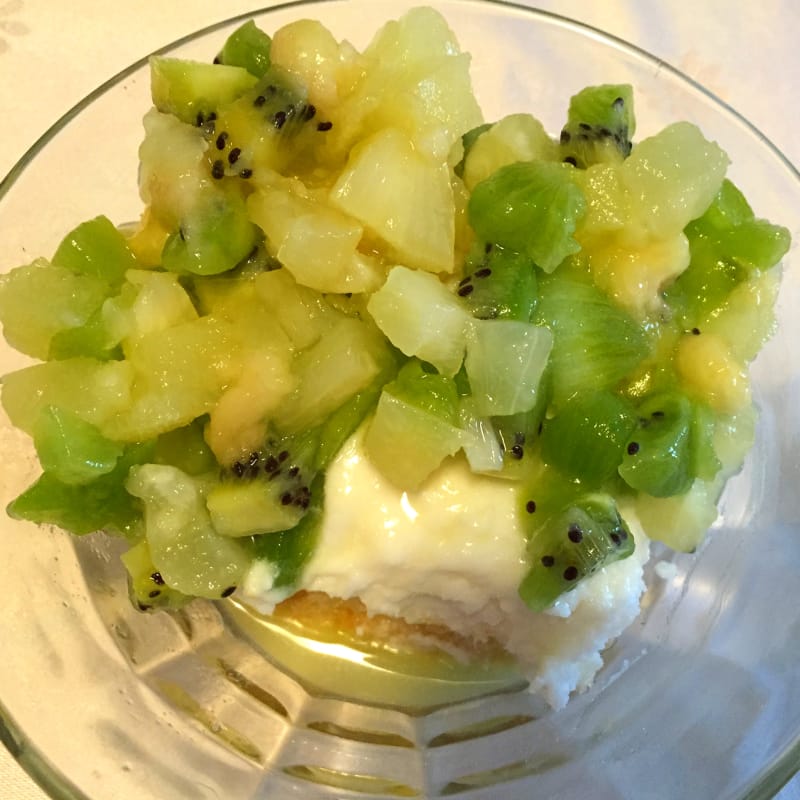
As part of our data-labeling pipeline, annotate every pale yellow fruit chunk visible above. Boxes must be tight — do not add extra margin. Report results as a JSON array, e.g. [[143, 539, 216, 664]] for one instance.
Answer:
[[675, 332, 750, 414], [330, 128, 455, 273]]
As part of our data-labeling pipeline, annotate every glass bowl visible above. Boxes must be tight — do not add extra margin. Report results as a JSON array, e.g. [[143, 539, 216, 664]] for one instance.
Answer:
[[1, 1, 799, 798]]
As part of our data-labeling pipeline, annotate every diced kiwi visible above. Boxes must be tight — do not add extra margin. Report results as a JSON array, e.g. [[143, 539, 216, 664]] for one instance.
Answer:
[[161, 194, 260, 276], [215, 20, 272, 78], [540, 390, 637, 486], [121, 539, 192, 611], [457, 244, 538, 322], [126, 464, 250, 598], [559, 84, 635, 169], [364, 360, 463, 489], [153, 417, 217, 476], [534, 274, 649, 408], [453, 122, 492, 178], [31, 406, 123, 486], [467, 160, 586, 273], [249, 473, 325, 589], [150, 56, 258, 125], [8, 441, 155, 537], [519, 492, 635, 612], [618, 391, 721, 498]]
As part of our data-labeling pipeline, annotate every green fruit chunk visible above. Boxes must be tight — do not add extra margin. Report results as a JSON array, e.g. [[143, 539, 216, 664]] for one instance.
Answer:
[[559, 84, 635, 169], [161, 195, 259, 276], [48, 305, 121, 361], [453, 122, 492, 178], [519, 492, 635, 612], [540, 390, 637, 485], [8, 441, 155, 537], [0, 260, 110, 360], [127, 464, 250, 598], [216, 20, 272, 78], [52, 215, 138, 287], [154, 417, 217, 476], [32, 406, 123, 485], [618, 392, 698, 498], [365, 360, 463, 489], [535, 275, 649, 408], [468, 161, 586, 273], [457, 244, 538, 322], [121, 539, 192, 611], [464, 319, 552, 418], [249, 473, 325, 589], [150, 56, 258, 125]]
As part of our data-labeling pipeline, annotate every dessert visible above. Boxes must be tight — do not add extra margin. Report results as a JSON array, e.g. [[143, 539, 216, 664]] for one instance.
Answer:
[[0, 8, 789, 709]]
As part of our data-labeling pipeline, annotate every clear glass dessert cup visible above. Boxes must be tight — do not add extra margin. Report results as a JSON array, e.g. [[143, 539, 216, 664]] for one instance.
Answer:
[[1, 1, 799, 798]]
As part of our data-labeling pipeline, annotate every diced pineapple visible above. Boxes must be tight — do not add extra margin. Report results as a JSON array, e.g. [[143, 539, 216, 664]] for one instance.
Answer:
[[621, 122, 729, 240], [462, 114, 558, 191], [269, 19, 346, 110], [247, 187, 384, 293], [700, 270, 780, 362], [206, 348, 297, 464], [138, 109, 210, 228], [585, 233, 691, 316], [324, 7, 483, 162], [274, 316, 385, 433], [675, 331, 750, 414], [1, 358, 134, 435], [366, 265, 470, 376], [330, 128, 456, 273]]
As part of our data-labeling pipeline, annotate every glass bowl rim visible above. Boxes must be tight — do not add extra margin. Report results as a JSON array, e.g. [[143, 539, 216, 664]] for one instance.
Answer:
[[1, 1, 798, 799]]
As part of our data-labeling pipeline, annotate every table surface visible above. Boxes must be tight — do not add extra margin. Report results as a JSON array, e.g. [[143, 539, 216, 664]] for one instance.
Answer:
[[1, 1, 798, 798]]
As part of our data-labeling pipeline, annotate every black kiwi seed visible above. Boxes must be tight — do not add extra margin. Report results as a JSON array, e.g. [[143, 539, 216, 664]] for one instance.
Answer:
[[627, 441, 640, 455], [216, 131, 228, 150], [196, 111, 205, 126], [610, 532, 621, 545], [303, 104, 317, 121], [474, 267, 492, 278], [148, 589, 161, 599], [278, 450, 289, 462], [691, 327, 702, 335], [227, 147, 241, 165], [264, 455, 279, 473], [526, 500, 537, 514], [151, 572, 165, 586], [563, 156, 578, 166], [567, 524, 583, 544], [563, 565, 579, 581], [272, 110, 287, 129], [579, 122, 592, 131], [211, 160, 225, 180], [280, 492, 293, 506], [137, 602, 153, 612], [457, 284, 474, 297], [541, 555, 555, 567], [221, 586, 237, 598], [288, 466, 300, 478], [239, 168, 253, 179], [317, 121, 333, 132], [510, 444, 524, 459], [560, 129, 571, 144], [253, 94, 266, 107], [458, 275, 471, 287]]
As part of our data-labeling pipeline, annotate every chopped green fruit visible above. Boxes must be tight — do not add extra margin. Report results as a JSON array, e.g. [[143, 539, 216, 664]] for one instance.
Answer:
[[48, 306, 121, 361], [216, 20, 272, 77], [150, 56, 258, 125], [154, 418, 216, 475], [121, 539, 192, 611], [8, 441, 154, 537], [619, 392, 700, 498], [127, 464, 250, 597], [468, 160, 586, 273], [559, 84, 635, 169], [535, 275, 649, 408], [453, 122, 491, 178], [249, 473, 325, 588], [52, 215, 138, 287], [519, 492, 634, 612], [0, 260, 111, 360], [32, 406, 123, 485], [365, 360, 463, 489], [161, 195, 259, 276], [464, 319, 552, 417], [540, 390, 637, 485], [458, 244, 538, 322]]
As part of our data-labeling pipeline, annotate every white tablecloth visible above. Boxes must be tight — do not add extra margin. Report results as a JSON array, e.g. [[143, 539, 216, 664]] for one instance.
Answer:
[[1, 1, 798, 797]]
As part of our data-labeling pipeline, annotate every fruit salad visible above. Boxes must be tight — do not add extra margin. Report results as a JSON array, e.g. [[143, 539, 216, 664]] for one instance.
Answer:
[[0, 8, 789, 708]]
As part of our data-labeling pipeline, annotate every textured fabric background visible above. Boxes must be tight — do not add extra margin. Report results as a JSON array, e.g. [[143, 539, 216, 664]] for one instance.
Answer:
[[1, 1, 798, 797]]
